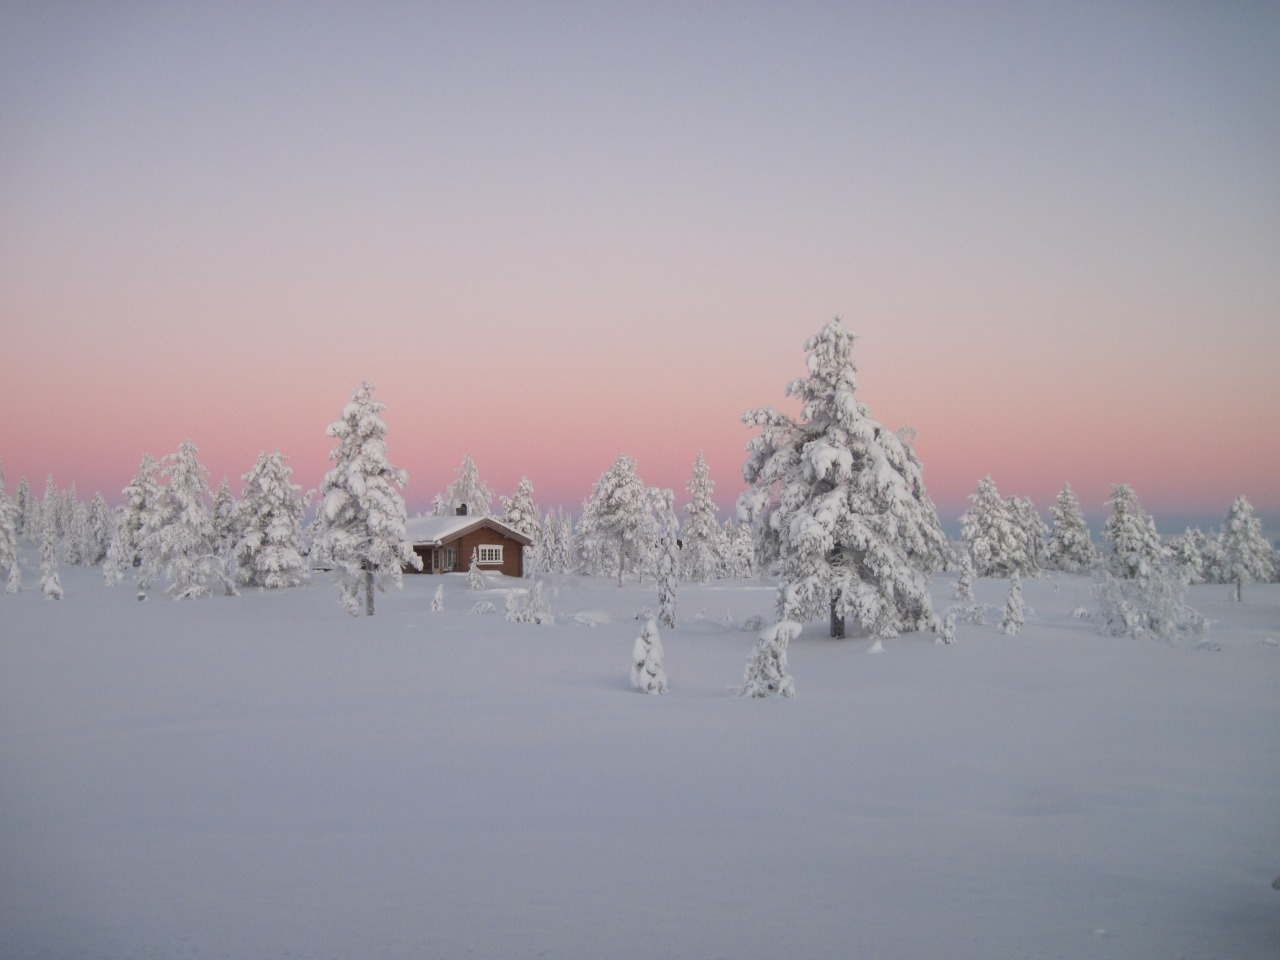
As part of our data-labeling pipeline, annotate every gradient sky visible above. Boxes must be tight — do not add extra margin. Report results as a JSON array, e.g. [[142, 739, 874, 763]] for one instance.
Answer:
[[2, 2, 1277, 533]]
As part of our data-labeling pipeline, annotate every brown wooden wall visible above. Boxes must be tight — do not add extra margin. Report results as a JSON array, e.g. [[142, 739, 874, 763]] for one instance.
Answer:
[[407, 529, 525, 578]]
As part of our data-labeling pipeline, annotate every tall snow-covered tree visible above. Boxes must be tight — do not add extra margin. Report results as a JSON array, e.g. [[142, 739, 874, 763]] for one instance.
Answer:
[[105, 454, 161, 585], [312, 381, 421, 616], [211, 479, 239, 551], [438, 454, 493, 517], [955, 550, 975, 602], [715, 518, 748, 580], [39, 510, 62, 600], [0, 483, 20, 592], [1044, 482, 1096, 572], [500, 476, 539, 578], [138, 440, 217, 600], [61, 484, 85, 565], [654, 488, 678, 628], [1007, 495, 1046, 576], [1217, 495, 1274, 601], [960, 476, 1025, 578], [681, 450, 720, 582], [576, 455, 657, 585], [500, 476, 539, 537], [83, 493, 113, 567], [1101, 483, 1162, 579], [14, 476, 30, 540], [1166, 527, 1206, 585], [740, 318, 947, 639], [235, 450, 308, 589]]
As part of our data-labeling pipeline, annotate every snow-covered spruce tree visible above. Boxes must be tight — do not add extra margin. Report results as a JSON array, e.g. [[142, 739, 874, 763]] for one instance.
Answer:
[[576, 454, 658, 585], [61, 485, 85, 566], [500, 476, 539, 578], [138, 439, 217, 600], [41, 476, 62, 550], [631, 617, 667, 694], [1166, 527, 1206, 585], [39, 511, 62, 599], [312, 381, 421, 616], [0, 485, 20, 593], [654, 488, 678, 629], [105, 453, 161, 585], [83, 493, 113, 567], [500, 476, 539, 537], [955, 549, 975, 602], [1044, 482, 1096, 572], [1217, 495, 1274, 601], [14, 476, 30, 540], [740, 318, 947, 639], [439, 454, 493, 517], [1001, 572, 1024, 635], [740, 620, 799, 697], [682, 450, 720, 582], [235, 450, 308, 589], [1101, 483, 1162, 579], [1007, 495, 1047, 577], [960, 476, 1024, 578]]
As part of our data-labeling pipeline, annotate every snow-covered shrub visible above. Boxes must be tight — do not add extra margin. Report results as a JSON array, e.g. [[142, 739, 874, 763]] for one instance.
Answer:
[[740, 620, 799, 698], [431, 583, 444, 611], [631, 617, 667, 694], [936, 607, 957, 645], [1001, 573, 1024, 635], [505, 579, 554, 624], [1092, 565, 1206, 644], [470, 600, 496, 615], [467, 549, 489, 590]]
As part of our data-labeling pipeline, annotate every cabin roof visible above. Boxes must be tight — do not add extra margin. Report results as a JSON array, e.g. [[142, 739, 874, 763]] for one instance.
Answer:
[[404, 515, 533, 547]]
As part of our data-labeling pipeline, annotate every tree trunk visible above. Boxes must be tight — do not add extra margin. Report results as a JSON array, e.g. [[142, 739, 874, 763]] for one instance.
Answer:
[[365, 565, 375, 616], [829, 594, 845, 639], [617, 534, 625, 587], [1236, 578, 1242, 603]]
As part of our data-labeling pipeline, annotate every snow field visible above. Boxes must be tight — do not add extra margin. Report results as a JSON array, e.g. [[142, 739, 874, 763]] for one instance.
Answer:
[[2, 562, 1278, 959]]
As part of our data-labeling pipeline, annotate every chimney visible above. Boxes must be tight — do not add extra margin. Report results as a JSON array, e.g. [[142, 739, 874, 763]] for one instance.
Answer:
[[456, 503, 468, 516]]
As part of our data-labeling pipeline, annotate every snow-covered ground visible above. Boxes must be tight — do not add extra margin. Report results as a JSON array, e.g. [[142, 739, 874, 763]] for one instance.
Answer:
[[2, 560, 1278, 960]]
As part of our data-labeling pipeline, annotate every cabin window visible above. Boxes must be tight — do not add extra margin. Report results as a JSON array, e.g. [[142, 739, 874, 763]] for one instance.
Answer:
[[477, 545, 503, 565], [442, 547, 457, 571]]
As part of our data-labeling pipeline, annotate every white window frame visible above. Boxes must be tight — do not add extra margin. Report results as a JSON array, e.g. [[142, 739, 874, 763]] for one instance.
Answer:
[[477, 544, 503, 565]]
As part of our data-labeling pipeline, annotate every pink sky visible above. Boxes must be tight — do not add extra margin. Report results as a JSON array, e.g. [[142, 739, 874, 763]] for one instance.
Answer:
[[2, 4, 1277, 532]]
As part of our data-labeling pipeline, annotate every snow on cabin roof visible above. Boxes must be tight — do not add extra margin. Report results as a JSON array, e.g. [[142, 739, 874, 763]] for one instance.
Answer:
[[404, 514, 532, 547]]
